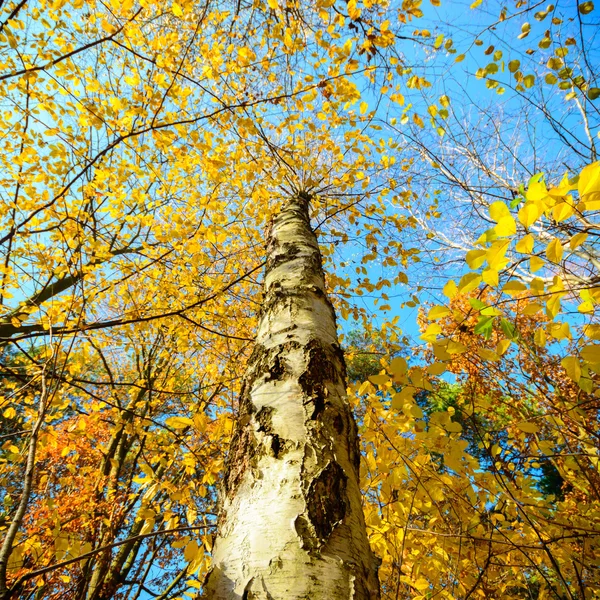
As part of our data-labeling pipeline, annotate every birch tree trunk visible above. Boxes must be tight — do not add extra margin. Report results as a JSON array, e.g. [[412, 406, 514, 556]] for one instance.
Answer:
[[203, 193, 380, 599]]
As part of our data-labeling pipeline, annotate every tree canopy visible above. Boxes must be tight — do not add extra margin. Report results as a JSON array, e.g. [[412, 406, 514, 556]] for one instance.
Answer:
[[0, 0, 598, 598]]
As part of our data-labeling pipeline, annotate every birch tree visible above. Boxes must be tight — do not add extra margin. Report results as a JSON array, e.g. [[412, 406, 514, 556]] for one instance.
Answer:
[[203, 192, 381, 599]]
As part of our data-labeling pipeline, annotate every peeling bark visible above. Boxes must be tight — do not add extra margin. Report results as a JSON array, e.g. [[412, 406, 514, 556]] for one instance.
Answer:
[[203, 193, 380, 599]]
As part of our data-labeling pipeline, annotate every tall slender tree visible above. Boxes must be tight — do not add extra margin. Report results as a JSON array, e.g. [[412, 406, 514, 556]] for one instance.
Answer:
[[203, 192, 380, 599]]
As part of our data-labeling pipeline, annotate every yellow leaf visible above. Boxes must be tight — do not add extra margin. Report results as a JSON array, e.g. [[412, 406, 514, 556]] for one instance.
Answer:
[[184, 539, 200, 562], [140, 519, 155, 535], [428, 305, 451, 320], [545, 238, 564, 263], [496, 339, 511, 355], [561, 356, 581, 382], [489, 201, 510, 222], [433, 342, 451, 361], [426, 362, 447, 375], [391, 387, 416, 409], [267, 0, 279, 7], [549, 321, 571, 340], [534, 328, 546, 347], [548, 174, 577, 198], [522, 302, 543, 315], [411, 405, 424, 418], [515, 233, 534, 254], [486, 240, 510, 270], [546, 293, 562, 318], [443, 280, 457, 299], [578, 161, 600, 204], [518, 202, 543, 227], [165, 416, 194, 429], [446, 340, 467, 354], [581, 344, 600, 365], [466, 249, 486, 269], [530, 256, 545, 272], [357, 381, 372, 395], [516, 421, 540, 433], [583, 324, 600, 340], [502, 281, 527, 296], [369, 373, 390, 386], [569, 232, 587, 250], [390, 356, 408, 375], [577, 198, 600, 211], [171, 1, 183, 16], [482, 268, 498, 286], [421, 323, 442, 342], [359, 101, 368, 115], [458, 273, 482, 294], [495, 214, 516, 237], [552, 200, 574, 222], [526, 180, 548, 202], [478, 348, 499, 361], [481, 305, 502, 316]]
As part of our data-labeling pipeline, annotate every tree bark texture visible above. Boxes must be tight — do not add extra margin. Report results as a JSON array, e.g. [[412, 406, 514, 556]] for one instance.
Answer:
[[203, 193, 380, 599]]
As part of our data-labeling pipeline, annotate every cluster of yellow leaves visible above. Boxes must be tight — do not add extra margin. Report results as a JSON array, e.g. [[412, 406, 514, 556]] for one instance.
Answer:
[[359, 160, 599, 598], [358, 289, 599, 598], [0, 0, 436, 596]]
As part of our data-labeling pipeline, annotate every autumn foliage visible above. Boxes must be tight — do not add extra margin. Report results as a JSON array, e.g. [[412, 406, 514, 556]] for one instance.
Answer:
[[0, 0, 598, 597]]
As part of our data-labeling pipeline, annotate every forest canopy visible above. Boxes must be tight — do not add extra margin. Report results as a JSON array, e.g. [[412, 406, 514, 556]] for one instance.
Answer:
[[0, 0, 598, 598]]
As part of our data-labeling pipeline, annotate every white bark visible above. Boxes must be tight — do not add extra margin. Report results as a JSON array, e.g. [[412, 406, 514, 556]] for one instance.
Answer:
[[203, 193, 380, 599]]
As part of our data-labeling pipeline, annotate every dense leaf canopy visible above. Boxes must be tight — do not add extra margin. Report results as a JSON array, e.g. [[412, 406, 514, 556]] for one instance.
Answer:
[[0, 0, 598, 598]]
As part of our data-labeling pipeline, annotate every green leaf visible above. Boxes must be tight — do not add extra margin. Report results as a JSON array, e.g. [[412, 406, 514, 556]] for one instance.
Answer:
[[474, 316, 494, 339], [469, 298, 487, 310], [500, 318, 518, 340]]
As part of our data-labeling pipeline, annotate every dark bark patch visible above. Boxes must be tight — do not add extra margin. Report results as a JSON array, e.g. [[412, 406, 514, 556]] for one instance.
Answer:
[[255, 406, 274, 432], [330, 341, 348, 381], [264, 353, 286, 383], [265, 241, 302, 274], [222, 420, 255, 498], [270, 434, 282, 458], [306, 461, 348, 542], [222, 382, 257, 497], [299, 339, 342, 419], [244, 341, 300, 394], [255, 406, 286, 459], [349, 417, 361, 475]]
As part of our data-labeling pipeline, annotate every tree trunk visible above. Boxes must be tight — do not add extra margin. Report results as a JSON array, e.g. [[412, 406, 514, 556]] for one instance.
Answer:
[[203, 193, 380, 599]]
